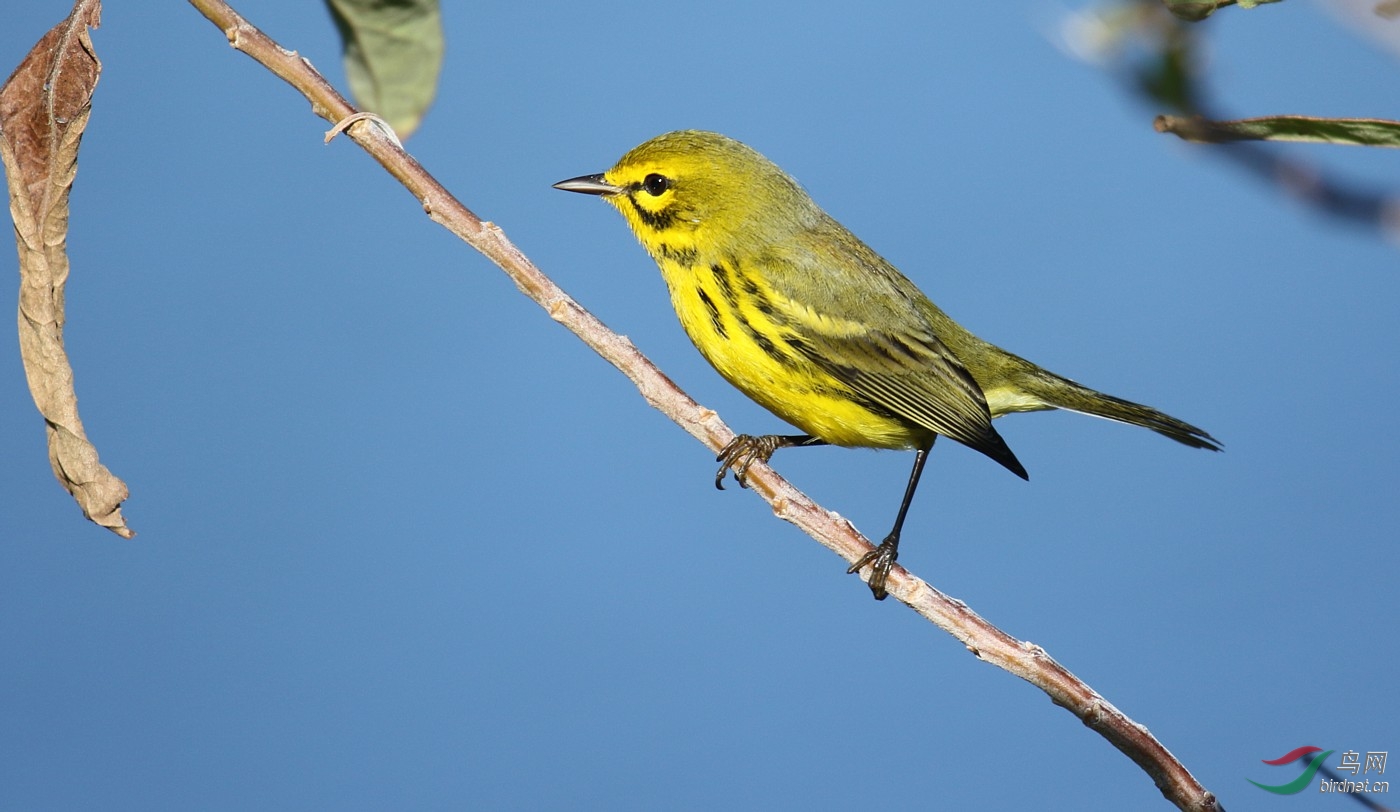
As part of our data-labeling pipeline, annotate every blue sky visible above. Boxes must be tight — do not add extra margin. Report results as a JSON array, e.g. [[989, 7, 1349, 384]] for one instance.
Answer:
[[3, 2, 1397, 810]]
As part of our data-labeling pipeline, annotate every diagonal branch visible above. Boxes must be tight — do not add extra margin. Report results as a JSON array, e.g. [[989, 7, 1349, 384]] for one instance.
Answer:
[[184, 2, 1223, 809]]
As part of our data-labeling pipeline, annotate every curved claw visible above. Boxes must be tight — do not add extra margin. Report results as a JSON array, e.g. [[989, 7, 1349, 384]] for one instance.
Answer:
[[847, 538, 900, 601], [714, 434, 821, 491], [715, 435, 771, 490]]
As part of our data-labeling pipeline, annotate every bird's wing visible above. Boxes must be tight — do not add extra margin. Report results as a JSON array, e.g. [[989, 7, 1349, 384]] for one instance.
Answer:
[[750, 228, 1028, 478]]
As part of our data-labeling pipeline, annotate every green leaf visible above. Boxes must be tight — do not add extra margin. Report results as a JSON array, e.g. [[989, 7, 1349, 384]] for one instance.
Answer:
[[326, 0, 443, 139], [1155, 114, 1400, 147], [1161, 0, 1284, 22]]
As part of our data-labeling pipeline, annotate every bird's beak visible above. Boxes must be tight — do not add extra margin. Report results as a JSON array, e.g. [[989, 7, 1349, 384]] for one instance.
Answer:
[[553, 173, 622, 196]]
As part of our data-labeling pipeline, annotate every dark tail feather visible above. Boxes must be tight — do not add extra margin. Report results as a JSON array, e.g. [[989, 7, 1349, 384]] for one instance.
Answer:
[[1021, 368, 1222, 452]]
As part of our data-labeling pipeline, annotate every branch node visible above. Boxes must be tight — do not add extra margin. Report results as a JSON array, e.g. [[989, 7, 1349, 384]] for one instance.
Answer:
[[1080, 696, 1110, 727], [323, 111, 399, 147]]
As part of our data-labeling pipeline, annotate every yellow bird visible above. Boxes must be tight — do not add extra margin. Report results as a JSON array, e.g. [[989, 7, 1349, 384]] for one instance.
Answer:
[[556, 130, 1219, 600]]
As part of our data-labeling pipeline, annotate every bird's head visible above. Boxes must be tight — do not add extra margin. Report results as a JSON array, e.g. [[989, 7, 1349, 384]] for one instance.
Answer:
[[554, 130, 819, 252]]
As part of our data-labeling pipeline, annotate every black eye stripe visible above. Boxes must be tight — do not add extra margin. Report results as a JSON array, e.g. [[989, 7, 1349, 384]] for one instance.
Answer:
[[642, 173, 671, 196]]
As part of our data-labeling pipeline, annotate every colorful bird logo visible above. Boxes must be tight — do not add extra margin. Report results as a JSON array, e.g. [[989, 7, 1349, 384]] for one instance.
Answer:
[[1249, 746, 1334, 794]]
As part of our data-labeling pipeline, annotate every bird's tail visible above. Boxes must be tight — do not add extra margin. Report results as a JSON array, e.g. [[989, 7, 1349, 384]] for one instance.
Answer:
[[1012, 363, 1221, 452]]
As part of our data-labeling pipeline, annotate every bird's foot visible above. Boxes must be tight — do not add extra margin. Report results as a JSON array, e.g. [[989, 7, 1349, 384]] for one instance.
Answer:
[[847, 536, 900, 601], [714, 434, 791, 490]]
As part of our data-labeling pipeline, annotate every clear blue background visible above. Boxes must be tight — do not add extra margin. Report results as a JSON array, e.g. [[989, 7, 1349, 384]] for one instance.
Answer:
[[3, 2, 1396, 810]]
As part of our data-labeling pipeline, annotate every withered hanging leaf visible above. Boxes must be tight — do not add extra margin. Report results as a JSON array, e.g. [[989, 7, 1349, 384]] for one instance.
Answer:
[[326, 0, 444, 139], [1, 0, 133, 538]]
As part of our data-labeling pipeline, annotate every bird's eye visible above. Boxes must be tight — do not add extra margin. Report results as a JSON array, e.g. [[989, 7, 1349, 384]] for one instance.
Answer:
[[642, 173, 671, 196]]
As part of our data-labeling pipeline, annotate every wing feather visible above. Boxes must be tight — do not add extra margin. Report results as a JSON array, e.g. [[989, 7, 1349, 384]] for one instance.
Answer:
[[746, 225, 1028, 478]]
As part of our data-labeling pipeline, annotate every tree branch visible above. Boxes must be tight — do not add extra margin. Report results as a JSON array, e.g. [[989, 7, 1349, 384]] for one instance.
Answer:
[[1080, 0, 1400, 241], [184, 1, 1223, 809]]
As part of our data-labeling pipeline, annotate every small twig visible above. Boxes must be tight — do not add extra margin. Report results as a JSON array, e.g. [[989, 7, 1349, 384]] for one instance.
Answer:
[[184, 1, 1223, 809], [1116, 3, 1400, 240], [323, 110, 400, 147], [1155, 115, 1399, 233], [1155, 113, 1400, 148]]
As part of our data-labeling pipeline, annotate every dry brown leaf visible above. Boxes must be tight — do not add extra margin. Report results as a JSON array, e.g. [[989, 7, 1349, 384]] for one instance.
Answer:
[[1, 0, 133, 537]]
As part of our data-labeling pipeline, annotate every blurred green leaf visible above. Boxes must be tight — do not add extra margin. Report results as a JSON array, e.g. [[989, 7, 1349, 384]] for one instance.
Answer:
[[1161, 0, 1283, 22], [1156, 114, 1400, 146], [1136, 22, 1201, 113], [326, 0, 443, 138]]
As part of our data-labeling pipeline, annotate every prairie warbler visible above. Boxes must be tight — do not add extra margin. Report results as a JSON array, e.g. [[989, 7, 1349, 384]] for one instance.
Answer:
[[555, 130, 1218, 600]]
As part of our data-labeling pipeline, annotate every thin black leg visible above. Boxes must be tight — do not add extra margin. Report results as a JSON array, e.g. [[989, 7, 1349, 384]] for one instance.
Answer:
[[847, 440, 933, 600]]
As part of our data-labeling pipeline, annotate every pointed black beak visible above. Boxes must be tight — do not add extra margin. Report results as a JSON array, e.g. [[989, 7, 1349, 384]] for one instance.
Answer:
[[553, 173, 623, 196]]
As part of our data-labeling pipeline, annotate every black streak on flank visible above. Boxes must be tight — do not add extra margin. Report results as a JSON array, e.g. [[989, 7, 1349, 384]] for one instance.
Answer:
[[732, 261, 783, 324], [745, 323, 787, 363], [731, 306, 790, 365], [710, 263, 739, 310], [626, 194, 678, 232], [697, 287, 727, 339], [714, 259, 789, 364], [781, 332, 811, 354], [655, 242, 699, 266]]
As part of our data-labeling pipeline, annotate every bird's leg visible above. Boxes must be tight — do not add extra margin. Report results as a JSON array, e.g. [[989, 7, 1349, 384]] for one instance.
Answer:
[[848, 442, 933, 601], [715, 434, 826, 490]]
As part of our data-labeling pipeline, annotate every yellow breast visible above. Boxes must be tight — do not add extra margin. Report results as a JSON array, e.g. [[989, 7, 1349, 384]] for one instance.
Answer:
[[655, 253, 923, 450]]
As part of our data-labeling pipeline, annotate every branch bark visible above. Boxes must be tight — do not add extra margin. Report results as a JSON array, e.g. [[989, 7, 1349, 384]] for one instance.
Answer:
[[184, 2, 1223, 809]]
